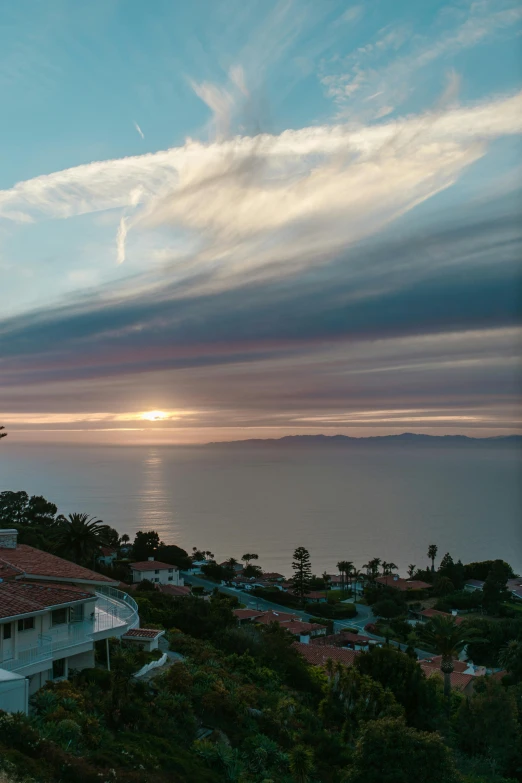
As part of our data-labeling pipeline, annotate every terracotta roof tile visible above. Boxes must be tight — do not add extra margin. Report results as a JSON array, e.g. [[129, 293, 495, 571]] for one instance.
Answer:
[[158, 584, 191, 597], [420, 609, 464, 625], [129, 561, 177, 571], [233, 608, 266, 620], [0, 581, 95, 620], [420, 663, 474, 691], [122, 628, 164, 639], [294, 642, 359, 667], [0, 544, 116, 584]]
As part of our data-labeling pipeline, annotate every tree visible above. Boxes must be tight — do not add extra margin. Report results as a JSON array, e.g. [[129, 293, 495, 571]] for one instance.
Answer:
[[291, 547, 312, 603], [132, 530, 161, 561], [289, 744, 314, 783], [427, 544, 438, 572], [344, 718, 459, 783], [156, 543, 192, 570], [224, 557, 239, 569], [373, 599, 403, 620], [337, 560, 353, 593], [382, 562, 398, 576], [120, 534, 130, 544], [419, 615, 482, 698], [482, 559, 511, 611], [407, 564, 416, 579], [242, 563, 262, 578], [433, 576, 455, 597], [53, 513, 112, 566], [363, 558, 382, 582], [499, 639, 522, 682], [241, 553, 258, 566]]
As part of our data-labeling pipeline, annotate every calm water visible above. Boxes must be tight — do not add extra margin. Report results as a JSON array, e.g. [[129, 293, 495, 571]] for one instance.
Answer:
[[1, 443, 521, 576]]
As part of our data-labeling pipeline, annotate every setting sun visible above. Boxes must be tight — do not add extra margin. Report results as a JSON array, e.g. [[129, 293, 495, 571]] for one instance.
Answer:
[[141, 410, 168, 421]]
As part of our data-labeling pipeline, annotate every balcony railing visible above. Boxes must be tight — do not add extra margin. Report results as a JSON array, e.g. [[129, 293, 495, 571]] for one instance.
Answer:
[[1, 587, 139, 673]]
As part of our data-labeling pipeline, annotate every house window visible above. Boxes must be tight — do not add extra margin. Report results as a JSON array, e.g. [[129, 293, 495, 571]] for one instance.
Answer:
[[3, 623, 12, 639], [52, 658, 66, 679], [17, 617, 35, 632], [70, 604, 84, 623], [168, 576, 173, 581], [154, 578, 159, 583], [154, 570, 159, 574], [52, 608, 68, 626], [168, 569, 173, 573]]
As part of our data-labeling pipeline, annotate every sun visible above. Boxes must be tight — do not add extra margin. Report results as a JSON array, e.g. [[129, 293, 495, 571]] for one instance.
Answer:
[[141, 410, 168, 422]]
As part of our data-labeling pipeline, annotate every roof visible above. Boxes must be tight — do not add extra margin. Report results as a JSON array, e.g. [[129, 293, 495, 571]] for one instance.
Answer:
[[426, 656, 469, 673], [465, 579, 485, 588], [375, 575, 432, 591], [262, 572, 285, 580], [0, 544, 116, 585], [279, 619, 326, 635], [0, 581, 95, 620], [129, 560, 177, 571], [420, 609, 464, 625], [158, 584, 191, 597], [340, 631, 372, 644], [254, 610, 301, 625], [122, 628, 164, 640], [99, 547, 117, 557], [233, 608, 266, 621], [420, 663, 474, 692], [294, 642, 359, 668]]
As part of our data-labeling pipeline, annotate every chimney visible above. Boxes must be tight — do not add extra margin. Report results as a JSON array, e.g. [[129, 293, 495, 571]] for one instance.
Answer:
[[148, 556, 154, 561], [0, 529, 18, 549]]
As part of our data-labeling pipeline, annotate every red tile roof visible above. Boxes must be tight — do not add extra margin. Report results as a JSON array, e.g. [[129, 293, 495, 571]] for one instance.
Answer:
[[158, 584, 191, 597], [294, 642, 359, 667], [420, 663, 474, 692], [0, 544, 116, 584], [280, 619, 326, 635], [340, 631, 372, 644], [420, 609, 464, 625], [261, 572, 285, 580], [0, 581, 95, 620], [376, 575, 431, 591], [129, 561, 177, 571], [254, 610, 302, 625], [122, 628, 164, 640], [99, 547, 117, 557], [233, 608, 266, 621], [427, 656, 469, 673]]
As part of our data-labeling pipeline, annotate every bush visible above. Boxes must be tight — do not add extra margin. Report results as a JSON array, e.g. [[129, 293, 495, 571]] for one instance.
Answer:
[[373, 599, 404, 619], [308, 602, 357, 619], [434, 590, 483, 612]]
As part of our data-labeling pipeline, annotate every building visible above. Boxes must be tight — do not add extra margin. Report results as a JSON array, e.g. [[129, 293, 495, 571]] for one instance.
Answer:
[[0, 529, 139, 715], [158, 583, 191, 598], [294, 642, 359, 668], [232, 608, 327, 644], [375, 575, 432, 591], [97, 546, 118, 566], [411, 608, 464, 626], [129, 558, 184, 586], [121, 628, 165, 652]]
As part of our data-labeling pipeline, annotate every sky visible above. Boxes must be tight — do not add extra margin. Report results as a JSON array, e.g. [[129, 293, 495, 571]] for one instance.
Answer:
[[1, 0, 521, 444]]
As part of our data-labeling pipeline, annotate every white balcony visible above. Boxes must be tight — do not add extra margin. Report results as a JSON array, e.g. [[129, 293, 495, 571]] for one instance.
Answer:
[[1, 586, 139, 674]]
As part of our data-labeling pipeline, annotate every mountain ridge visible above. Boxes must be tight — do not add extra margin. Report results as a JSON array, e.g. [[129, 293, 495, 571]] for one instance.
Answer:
[[205, 432, 522, 447]]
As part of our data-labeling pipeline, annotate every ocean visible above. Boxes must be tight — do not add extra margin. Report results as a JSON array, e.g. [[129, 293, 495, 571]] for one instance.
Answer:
[[2, 442, 521, 576]]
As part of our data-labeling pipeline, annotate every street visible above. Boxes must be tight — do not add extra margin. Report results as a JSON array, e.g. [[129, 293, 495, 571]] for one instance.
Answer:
[[182, 573, 433, 660]]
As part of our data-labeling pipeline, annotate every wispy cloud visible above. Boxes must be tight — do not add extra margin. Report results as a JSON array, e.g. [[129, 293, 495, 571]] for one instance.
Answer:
[[133, 121, 145, 139]]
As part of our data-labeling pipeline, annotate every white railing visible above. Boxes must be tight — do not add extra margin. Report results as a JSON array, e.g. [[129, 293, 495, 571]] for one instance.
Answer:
[[1, 588, 139, 673], [95, 586, 139, 632]]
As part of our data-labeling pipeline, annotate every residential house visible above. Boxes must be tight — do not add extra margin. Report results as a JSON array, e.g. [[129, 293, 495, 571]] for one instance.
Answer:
[[97, 546, 118, 566], [508, 577, 522, 601], [410, 608, 464, 626], [129, 558, 183, 586], [232, 608, 327, 643], [158, 584, 191, 598], [0, 529, 139, 715], [186, 559, 208, 574], [121, 628, 165, 652], [261, 572, 285, 583], [375, 575, 432, 591], [218, 561, 244, 573], [311, 631, 372, 651], [294, 642, 359, 668]]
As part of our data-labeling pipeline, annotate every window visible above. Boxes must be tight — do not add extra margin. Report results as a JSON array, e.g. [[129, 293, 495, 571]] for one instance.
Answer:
[[17, 617, 35, 632], [168, 576, 173, 581], [168, 569, 173, 573], [154, 578, 159, 583], [52, 608, 68, 626], [52, 658, 66, 679], [154, 570, 159, 574], [2, 624, 12, 640], [70, 604, 84, 623]]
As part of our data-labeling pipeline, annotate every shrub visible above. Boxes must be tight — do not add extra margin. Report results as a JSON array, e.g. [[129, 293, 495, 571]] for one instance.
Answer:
[[308, 602, 357, 619]]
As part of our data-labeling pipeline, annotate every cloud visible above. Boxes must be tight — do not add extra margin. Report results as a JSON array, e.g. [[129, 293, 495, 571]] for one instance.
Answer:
[[116, 216, 128, 264], [133, 121, 145, 139]]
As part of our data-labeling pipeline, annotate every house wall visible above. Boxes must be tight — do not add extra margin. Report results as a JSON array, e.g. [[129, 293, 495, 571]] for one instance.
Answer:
[[132, 567, 182, 586]]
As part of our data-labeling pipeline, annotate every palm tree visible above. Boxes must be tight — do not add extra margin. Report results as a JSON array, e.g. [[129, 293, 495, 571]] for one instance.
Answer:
[[337, 561, 353, 593], [499, 639, 522, 678], [120, 534, 130, 545], [351, 568, 363, 602], [289, 745, 314, 783], [420, 615, 482, 698], [224, 557, 239, 570], [427, 544, 438, 572], [363, 558, 381, 582], [407, 564, 417, 579], [53, 513, 112, 566]]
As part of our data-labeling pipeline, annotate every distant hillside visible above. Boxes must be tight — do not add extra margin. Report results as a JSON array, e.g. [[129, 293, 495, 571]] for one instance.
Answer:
[[207, 433, 522, 448]]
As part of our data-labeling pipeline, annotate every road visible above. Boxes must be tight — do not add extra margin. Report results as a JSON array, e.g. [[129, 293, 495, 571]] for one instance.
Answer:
[[182, 573, 433, 660]]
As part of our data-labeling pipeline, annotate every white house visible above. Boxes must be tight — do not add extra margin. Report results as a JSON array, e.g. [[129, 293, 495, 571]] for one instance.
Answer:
[[0, 529, 140, 715], [97, 547, 118, 566], [121, 628, 165, 652], [129, 557, 184, 586]]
